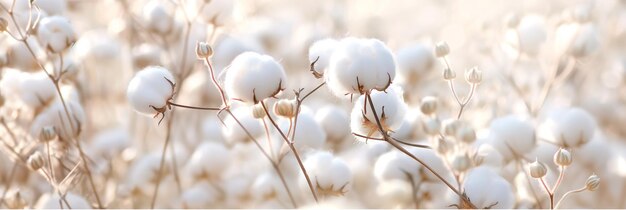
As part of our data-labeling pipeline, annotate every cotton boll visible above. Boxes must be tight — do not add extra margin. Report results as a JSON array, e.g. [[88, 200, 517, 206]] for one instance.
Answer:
[[412, 148, 453, 182], [540, 107, 596, 147], [374, 149, 421, 182], [474, 143, 505, 168], [395, 43, 434, 84], [142, 1, 175, 34], [33, 0, 66, 15], [89, 127, 129, 159], [302, 151, 352, 196], [185, 142, 230, 180], [30, 99, 85, 140], [132, 44, 164, 69], [555, 22, 600, 58], [315, 105, 350, 143], [325, 37, 396, 96], [73, 30, 121, 64], [308, 38, 339, 76], [222, 107, 264, 144], [201, 116, 225, 143], [375, 179, 413, 207], [18, 72, 56, 109], [224, 52, 287, 104], [192, 0, 234, 26], [251, 171, 288, 202], [462, 166, 515, 209], [37, 16, 76, 53], [35, 192, 92, 209], [7, 37, 44, 71], [126, 153, 167, 195], [180, 181, 219, 208], [488, 115, 536, 162], [351, 85, 407, 140], [126, 66, 175, 116], [505, 15, 547, 56], [212, 35, 264, 72], [279, 111, 326, 151]]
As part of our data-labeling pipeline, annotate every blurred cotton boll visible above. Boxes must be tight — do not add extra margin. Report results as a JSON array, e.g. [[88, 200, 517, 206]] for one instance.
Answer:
[[222, 107, 264, 143], [308, 38, 339, 77], [279, 111, 326, 151], [555, 22, 600, 58], [33, 0, 67, 16], [325, 37, 396, 97], [35, 192, 92, 209], [224, 52, 287, 104], [126, 66, 175, 116], [185, 141, 231, 181], [540, 107, 596, 148], [315, 105, 350, 143], [30, 98, 85, 140], [462, 166, 515, 208], [395, 43, 434, 85], [17, 71, 56, 109], [142, 1, 176, 34], [504, 15, 547, 57], [374, 149, 421, 182], [190, 0, 234, 26], [487, 115, 536, 162], [351, 85, 407, 140], [36, 16, 76, 53], [179, 181, 219, 208], [301, 151, 352, 197]]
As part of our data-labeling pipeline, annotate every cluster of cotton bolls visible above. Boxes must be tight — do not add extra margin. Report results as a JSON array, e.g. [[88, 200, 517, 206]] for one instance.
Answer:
[[1, 0, 626, 209]]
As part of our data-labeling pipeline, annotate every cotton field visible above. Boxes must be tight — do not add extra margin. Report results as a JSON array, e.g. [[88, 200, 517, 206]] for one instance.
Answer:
[[0, 0, 625, 209]]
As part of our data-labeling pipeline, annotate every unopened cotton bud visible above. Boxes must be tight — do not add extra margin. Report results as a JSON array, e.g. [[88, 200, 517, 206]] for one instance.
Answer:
[[420, 96, 438, 115], [452, 153, 472, 172], [456, 126, 476, 143], [554, 148, 573, 166], [27, 152, 45, 170], [196, 42, 213, 59], [40, 126, 57, 142], [251, 103, 266, 119], [0, 18, 7, 32], [464, 67, 482, 84], [434, 41, 450, 57], [274, 99, 297, 118], [528, 159, 547, 178], [443, 68, 456, 80], [585, 174, 600, 191]]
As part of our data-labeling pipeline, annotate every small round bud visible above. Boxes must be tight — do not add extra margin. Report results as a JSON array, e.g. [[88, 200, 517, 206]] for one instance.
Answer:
[[443, 68, 456, 80], [554, 148, 573, 166], [196, 42, 213, 59], [585, 174, 600, 191], [27, 151, 45, 171], [456, 126, 476, 143], [434, 41, 450, 57], [0, 18, 8, 32], [528, 159, 547, 178], [422, 117, 441, 135], [419, 96, 438, 115], [274, 99, 297, 118], [442, 119, 461, 136], [451, 153, 472, 172], [251, 103, 266, 119], [40, 126, 57, 142], [464, 67, 482, 84]]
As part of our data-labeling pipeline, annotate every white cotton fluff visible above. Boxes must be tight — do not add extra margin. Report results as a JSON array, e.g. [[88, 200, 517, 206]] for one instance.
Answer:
[[126, 66, 175, 115], [222, 107, 264, 143], [73, 30, 121, 63], [504, 15, 547, 56], [224, 52, 287, 104], [374, 149, 421, 182], [395, 43, 434, 84], [35, 192, 92, 209], [251, 171, 284, 201], [350, 85, 407, 140], [412, 148, 453, 182], [126, 153, 164, 194], [142, 1, 175, 34], [279, 111, 326, 151], [132, 43, 164, 68], [6, 37, 43, 71], [487, 115, 536, 162], [375, 179, 413, 207], [34, 0, 67, 15], [18, 72, 56, 108], [30, 99, 85, 140], [179, 181, 219, 208], [540, 107, 596, 147], [212, 35, 264, 72], [191, 0, 234, 26], [315, 105, 350, 142], [301, 151, 352, 195], [201, 116, 225, 143], [185, 142, 230, 180], [555, 22, 600, 58], [462, 166, 515, 209], [325, 37, 396, 97], [37, 16, 76, 53], [88, 127, 129, 159], [308, 38, 340, 76], [475, 143, 505, 168]]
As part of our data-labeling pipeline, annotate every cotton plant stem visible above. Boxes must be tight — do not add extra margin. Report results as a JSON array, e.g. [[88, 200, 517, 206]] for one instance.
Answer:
[[150, 115, 174, 209], [289, 82, 326, 142], [533, 57, 576, 115], [441, 57, 478, 119], [364, 93, 476, 208], [554, 187, 586, 209], [260, 101, 319, 203]]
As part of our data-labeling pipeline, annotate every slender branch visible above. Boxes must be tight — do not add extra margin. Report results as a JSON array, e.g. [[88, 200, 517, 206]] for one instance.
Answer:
[[150, 115, 173, 209], [168, 102, 220, 110], [554, 187, 586, 209], [351, 133, 431, 149]]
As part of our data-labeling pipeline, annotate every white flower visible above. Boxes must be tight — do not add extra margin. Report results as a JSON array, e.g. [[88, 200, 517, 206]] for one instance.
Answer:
[[142, 1, 175, 34], [315, 105, 350, 142], [488, 115, 536, 162], [224, 52, 287, 104], [30, 98, 85, 140], [308, 38, 339, 77], [350, 85, 406, 140], [555, 22, 599, 58], [301, 151, 352, 196], [222, 107, 264, 143], [504, 15, 546, 56], [279, 111, 326, 151], [325, 37, 396, 97], [540, 107, 596, 147], [185, 142, 230, 180], [462, 166, 515, 208], [126, 66, 176, 116], [35, 192, 92, 209], [37, 16, 76, 53]]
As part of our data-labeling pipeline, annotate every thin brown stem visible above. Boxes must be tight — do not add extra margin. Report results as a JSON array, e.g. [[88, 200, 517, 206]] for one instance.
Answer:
[[168, 102, 220, 110], [150, 115, 173, 209], [203, 57, 228, 108], [554, 187, 586, 209], [351, 132, 431, 149]]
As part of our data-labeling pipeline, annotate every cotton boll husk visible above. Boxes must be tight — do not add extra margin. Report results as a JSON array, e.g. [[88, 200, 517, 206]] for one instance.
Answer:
[[18, 72, 56, 109], [126, 66, 175, 115], [325, 37, 396, 97], [300, 151, 352, 197], [350, 85, 407, 140], [463, 166, 515, 209], [33, 0, 66, 15], [395, 43, 434, 85], [308, 38, 339, 75], [185, 142, 230, 180], [224, 52, 287, 104], [504, 15, 547, 56], [315, 105, 350, 143], [35, 192, 92, 209], [279, 111, 326, 151], [539, 107, 596, 147], [179, 181, 219, 208], [30, 99, 85, 140], [374, 149, 421, 182], [222, 107, 264, 144], [555, 22, 600, 58], [36, 16, 76, 53], [488, 115, 536, 162], [191, 0, 234, 26]]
